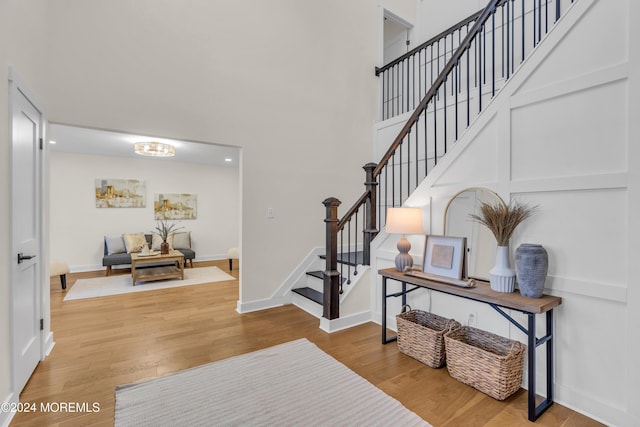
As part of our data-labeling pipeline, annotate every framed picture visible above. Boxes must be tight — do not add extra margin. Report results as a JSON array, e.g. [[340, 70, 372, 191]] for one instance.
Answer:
[[154, 193, 197, 219], [422, 235, 467, 280], [95, 179, 146, 208]]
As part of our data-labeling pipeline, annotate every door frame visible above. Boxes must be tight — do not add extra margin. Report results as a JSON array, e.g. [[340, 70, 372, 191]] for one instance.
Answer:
[[8, 67, 52, 393]]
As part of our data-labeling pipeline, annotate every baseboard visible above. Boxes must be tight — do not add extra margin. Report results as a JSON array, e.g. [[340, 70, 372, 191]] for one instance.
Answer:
[[236, 296, 290, 314], [555, 383, 627, 427], [43, 331, 55, 357], [319, 311, 372, 333], [0, 392, 18, 427]]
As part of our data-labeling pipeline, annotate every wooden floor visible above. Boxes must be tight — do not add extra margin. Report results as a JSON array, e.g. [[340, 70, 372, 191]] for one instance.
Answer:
[[11, 260, 602, 427]]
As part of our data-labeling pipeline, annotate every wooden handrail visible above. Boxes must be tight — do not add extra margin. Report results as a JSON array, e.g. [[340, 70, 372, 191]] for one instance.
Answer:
[[373, 0, 502, 179], [375, 8, 484, 76]]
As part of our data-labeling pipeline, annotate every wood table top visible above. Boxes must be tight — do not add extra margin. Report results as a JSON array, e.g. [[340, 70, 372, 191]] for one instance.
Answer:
[[379, 268, 562, 314]]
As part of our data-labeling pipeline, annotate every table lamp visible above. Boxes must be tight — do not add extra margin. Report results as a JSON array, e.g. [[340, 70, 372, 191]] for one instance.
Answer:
[[386, 207, 424, 272]]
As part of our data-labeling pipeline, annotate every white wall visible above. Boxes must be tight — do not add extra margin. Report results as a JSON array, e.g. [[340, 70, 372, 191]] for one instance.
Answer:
[[0, 0, 48, 422], [32, 0, 382, 307], [49, 152, 239, 271], [372, 1, 639, 425], [416, 0, 483, 42]]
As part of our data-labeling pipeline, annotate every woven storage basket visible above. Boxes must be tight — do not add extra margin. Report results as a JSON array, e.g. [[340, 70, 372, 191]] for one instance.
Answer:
[[444, 326, 526, 400], [396, 306, 461, 368]]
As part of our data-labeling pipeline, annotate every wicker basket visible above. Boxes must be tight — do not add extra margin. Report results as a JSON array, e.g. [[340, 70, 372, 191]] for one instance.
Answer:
[[444, 326, 526, 400], [396, 306, 461, 368]]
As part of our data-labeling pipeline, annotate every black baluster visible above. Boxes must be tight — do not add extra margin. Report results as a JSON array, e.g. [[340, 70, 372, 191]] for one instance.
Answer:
[[506, 0, 510, 79], [347, 209, 359, 285], [479, 33, 482, 113], [444, 76, 448, 154], [391, 153, 395, 207], [423, 110, 428, 177], [407, 128, 411, 198], [545, 0, 548, 34], [483, 24, 487, 84], [492, 11, 496, 97], [399, 136, 403, 204], [339, 228, 344, 294], [502, 5, 505, 78], [522, 0, 526, 62], [511, 0, 515, 74], [434, 95, 438, 165], [455, 60, 459, 141], [415, 119, 419, 186], [466, 46, 470, 126]]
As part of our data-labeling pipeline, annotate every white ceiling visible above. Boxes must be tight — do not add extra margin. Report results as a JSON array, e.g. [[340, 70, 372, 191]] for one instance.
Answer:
[[49, 124, 239, 167]]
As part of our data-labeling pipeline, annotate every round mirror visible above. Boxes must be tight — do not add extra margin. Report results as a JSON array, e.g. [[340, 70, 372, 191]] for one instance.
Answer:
[[443, 188, 505, 281]]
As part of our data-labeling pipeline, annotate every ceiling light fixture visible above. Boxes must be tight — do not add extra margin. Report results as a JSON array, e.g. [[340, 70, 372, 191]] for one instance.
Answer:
[[224, 158, 232, 162], [134, 141, 175, 157]]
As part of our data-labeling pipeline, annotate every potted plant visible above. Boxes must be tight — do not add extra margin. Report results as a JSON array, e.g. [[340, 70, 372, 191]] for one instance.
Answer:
[[469, 200, 535, 292], [153, 220, 183, 254]]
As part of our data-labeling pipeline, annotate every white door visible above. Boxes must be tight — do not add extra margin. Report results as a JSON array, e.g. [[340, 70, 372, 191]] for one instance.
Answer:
[[11, 79, 44, 394]]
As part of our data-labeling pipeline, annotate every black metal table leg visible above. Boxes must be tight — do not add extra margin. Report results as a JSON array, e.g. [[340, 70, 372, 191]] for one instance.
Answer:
[[528, 313, 536, 421], [382, 276, 397, 343], [546, 310, 554, 404]]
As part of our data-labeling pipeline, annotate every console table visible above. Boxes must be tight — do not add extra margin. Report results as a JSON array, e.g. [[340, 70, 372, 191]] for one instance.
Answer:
[[379, 267, 562, 422]]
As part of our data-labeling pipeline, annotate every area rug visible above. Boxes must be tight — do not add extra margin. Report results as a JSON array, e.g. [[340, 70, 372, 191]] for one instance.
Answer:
[[64, 266, 235, 301], [114, 338, 429, 427]]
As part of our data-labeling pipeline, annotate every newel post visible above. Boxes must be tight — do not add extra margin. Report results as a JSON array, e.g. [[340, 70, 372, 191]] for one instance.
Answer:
[[363, 163, 378, 265], [323, 197, 341, 320]]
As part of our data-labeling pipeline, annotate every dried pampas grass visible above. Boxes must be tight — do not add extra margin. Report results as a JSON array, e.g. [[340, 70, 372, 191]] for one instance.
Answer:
[[469, 200, 535, 246]]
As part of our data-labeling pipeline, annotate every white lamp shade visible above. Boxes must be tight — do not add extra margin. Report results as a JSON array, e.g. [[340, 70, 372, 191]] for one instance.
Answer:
[[386, 207, 424, 234]]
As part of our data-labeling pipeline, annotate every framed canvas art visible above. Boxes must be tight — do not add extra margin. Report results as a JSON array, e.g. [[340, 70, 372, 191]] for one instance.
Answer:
[[95, 179, 146, 208], [154, 193, 197, 219]]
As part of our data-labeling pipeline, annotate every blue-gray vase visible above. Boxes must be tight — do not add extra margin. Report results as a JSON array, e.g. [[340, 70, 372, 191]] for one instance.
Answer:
[[515, 244, 548, 298]]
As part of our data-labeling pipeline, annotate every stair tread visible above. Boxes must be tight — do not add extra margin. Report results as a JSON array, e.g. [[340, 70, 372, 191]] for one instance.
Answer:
[[306, 270, 346, 284], [319, 251, 364, 267], [292, 287, 323, 305]]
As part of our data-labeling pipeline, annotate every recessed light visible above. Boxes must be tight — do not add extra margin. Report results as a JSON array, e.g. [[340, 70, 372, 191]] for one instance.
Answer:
[[49, 140, 57, 144], [224, 158, 232, 162]]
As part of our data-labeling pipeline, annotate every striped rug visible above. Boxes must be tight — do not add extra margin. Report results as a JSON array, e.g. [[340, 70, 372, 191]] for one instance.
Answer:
[[115, 338, 430, 426]]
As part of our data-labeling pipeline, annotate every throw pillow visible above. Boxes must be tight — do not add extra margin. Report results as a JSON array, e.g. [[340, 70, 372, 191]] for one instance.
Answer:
[[173, 231, 191, 249], [123, 233, 147, 254], [105, 235, 126, 255], [151, 233, 174, 251]]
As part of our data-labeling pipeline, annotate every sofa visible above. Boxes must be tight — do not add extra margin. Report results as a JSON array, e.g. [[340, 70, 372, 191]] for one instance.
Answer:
[[103, 232, 195, 275]]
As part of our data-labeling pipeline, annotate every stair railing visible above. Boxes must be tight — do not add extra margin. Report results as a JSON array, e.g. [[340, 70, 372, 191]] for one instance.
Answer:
[[323, 0, 576, 320], [377, 0, 575, 121], [376, 8, 483, 121]]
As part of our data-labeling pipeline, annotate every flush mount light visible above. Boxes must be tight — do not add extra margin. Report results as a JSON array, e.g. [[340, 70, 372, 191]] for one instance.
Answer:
[[134, 141, 175, 157]]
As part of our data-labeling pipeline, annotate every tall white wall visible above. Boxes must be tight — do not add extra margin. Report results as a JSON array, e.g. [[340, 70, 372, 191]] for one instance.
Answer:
[[372, 0, 639, 425], [33, 0, 385, 307], [49, 152, 239, 271]]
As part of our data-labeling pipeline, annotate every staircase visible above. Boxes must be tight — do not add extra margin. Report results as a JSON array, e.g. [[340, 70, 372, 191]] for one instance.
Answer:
[[293, 0, 578, 320], [292, 251, 363, 315]]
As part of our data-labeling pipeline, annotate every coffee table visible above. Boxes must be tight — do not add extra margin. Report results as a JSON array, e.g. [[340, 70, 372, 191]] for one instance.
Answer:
[[131, 250, 185, 285]]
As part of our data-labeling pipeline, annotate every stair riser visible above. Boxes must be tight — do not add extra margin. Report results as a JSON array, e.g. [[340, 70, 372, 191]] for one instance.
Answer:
[[291, 293, 323, 318]]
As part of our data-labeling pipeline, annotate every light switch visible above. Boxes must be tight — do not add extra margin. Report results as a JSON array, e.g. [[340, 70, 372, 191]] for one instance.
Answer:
[[267, 207, 274, 218]]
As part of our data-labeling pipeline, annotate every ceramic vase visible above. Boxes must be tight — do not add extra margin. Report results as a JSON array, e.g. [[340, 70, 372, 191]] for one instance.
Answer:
[[160, 241, 169, 255], [489, 246, 516, 293], [515, 243, 548, 298]]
